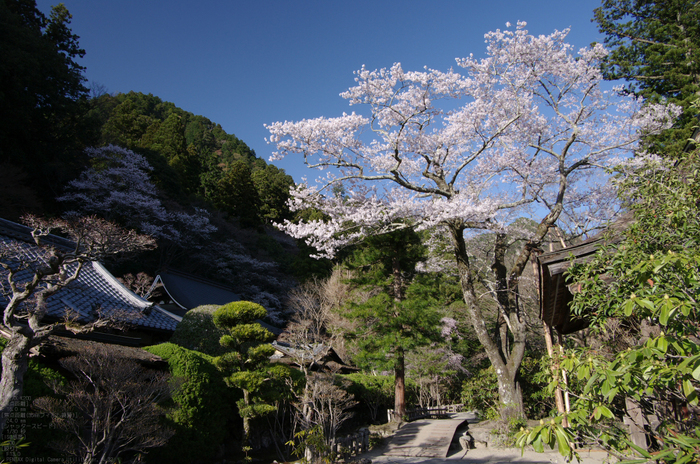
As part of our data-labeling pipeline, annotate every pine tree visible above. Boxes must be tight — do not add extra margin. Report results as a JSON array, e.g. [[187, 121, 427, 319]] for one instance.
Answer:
[[343, 229, 442, 420], [594, 0, 700, 155], [213, 301, 284, 444]]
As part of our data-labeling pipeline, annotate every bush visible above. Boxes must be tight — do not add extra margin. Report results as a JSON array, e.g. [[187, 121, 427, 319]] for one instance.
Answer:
[[461, 354, 552, 420], [460, 366, 500, 420], [169, 304, 229, 356], [343, 373, 420, 424], [343, 374, 394, 423], [144, 343, 237, 464]]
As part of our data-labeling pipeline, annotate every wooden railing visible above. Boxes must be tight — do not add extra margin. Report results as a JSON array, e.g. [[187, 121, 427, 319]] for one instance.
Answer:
[[330, 428, 370, 458], [387, 404, 463, 422]]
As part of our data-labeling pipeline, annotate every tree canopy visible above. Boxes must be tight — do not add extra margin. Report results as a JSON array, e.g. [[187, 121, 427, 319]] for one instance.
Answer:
[[0, 0, 94, 210], [267, 22, 678, 419], [594, 0, 700, 155], [89, 91, 295, 226]]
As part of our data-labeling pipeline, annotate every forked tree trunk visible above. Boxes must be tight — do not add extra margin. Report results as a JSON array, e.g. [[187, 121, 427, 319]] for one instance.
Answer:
[[448, 223, 527, 421], [0, 332, 32, 434]]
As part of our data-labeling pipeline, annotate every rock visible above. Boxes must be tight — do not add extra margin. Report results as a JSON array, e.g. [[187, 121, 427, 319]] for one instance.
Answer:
[[462, 419, 498, 448]]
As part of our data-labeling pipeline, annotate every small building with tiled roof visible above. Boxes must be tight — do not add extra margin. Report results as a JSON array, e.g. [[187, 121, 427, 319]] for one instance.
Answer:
[[148, 269, 283, 335], [0, 218, 180, 346], [270, 340, 357, 373]]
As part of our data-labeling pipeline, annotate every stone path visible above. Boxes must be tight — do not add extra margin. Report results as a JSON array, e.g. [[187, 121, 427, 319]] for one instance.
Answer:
[[361, 413, 611, 464], [383, 416, 467, 458]]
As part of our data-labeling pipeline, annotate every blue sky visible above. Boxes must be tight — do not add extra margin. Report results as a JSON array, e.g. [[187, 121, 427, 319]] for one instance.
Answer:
[[37, 0, 605, 183]]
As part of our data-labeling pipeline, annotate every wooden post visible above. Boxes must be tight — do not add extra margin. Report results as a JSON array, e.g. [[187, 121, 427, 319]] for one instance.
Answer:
[[557, 332, 571, 417], [624, 398, 648, 451], [534, 258, 569, 427]]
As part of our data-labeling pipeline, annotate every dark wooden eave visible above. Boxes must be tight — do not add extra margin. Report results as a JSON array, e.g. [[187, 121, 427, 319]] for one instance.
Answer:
[[537, 212, 634, 334]]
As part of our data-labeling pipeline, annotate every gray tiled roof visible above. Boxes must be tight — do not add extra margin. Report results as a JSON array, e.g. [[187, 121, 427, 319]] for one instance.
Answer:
[[271, 340, 329, 359], [0, 220, 180, 333], [157, 269, 240, 309]]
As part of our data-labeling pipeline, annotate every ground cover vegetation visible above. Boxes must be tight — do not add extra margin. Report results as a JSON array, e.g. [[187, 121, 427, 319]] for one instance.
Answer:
[[3, 0, 698, 462]]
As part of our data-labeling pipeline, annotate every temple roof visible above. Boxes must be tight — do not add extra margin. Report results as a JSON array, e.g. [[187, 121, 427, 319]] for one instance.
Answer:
[[0, 218, 180, 334], [537, 212, 634, 334], [155, 269, 241, 310]]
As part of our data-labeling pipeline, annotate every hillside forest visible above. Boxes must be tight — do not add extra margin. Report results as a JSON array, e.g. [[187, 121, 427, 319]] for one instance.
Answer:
[[1, 1, 699, 463]]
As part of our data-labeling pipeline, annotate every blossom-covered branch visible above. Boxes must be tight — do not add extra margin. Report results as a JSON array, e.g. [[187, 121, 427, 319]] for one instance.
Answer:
[[266, 22, 679, 419], [267, 22, 679, 259]]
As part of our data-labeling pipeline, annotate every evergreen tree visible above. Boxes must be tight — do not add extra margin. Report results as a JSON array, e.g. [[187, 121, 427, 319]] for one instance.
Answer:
[[0, 0, 94, 208], [343, 229, 442, 419], [594, 0, 700, 155], [210, 161, 262, 228], [213, 301, 288, 445], [251, 164, 295, 224]]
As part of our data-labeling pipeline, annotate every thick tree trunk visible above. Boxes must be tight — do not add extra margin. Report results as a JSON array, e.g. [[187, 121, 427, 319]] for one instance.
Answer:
[[394, 347, 406, 421], [495, 367, 524, 420], [448, 223, 526, 420], [0, 332, 31, 435]]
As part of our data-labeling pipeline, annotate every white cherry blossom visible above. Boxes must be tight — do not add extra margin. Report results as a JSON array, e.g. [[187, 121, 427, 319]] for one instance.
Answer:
[[266, 23, 680, 417]]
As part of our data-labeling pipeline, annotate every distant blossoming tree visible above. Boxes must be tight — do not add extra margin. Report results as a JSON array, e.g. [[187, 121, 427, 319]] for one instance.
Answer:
[[266, 22, 679, 419], [58, 145, 216, 247]]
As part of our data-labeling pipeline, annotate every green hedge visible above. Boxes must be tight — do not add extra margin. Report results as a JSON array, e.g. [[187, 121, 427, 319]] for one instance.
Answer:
[[144, 343, 238, 463], [169, 305, 229, 356]]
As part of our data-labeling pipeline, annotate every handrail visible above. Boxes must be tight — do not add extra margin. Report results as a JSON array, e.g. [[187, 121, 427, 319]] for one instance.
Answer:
[[387, 404, 463, 422]]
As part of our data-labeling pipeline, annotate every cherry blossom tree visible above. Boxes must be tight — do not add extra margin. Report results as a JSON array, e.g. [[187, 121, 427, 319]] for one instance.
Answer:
[[58, 145, 216, 247], [266, 22, 680, 419]]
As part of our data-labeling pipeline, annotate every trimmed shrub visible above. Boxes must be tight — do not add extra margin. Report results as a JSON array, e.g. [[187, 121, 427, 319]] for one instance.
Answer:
[[169, 304, 229, 356], [144, 343, 237, 464]]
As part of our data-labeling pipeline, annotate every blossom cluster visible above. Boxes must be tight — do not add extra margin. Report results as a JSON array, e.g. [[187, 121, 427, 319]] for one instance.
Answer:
[[267, 23, 680, 257], [58, 145, 216, 246]]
